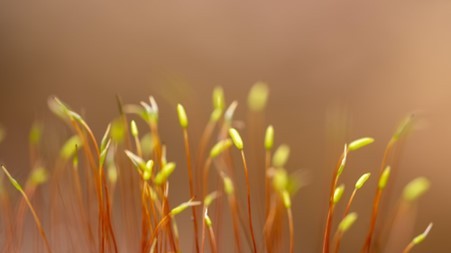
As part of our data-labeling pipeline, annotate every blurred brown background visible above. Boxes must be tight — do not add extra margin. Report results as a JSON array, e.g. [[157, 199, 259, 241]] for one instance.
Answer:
[[1, 0, 451, 252]]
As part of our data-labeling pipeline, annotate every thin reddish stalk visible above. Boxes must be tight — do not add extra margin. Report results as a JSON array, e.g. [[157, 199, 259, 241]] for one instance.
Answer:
[[182, 129, 200, 253], [287, 207, 294, 253], [361, 140, 395, 253], [208, 224, 218, 253], [239, 151, 257, 253], [322, 152, 346, 253], [343, 189, 357, 219]]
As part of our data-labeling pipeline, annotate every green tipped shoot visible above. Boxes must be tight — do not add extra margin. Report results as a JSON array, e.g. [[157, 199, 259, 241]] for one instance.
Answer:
[[30, 167, 48, 185], [2, 165, 23, 191], [224, 101, 238, 123], [338, 212, 358, 232], [99, 139, 111, 167], [247, 82, 269, 111], [154, 162, 176, 185], [100, 124, 112, 152], [60, 135, 83, 160], [209, 139, 232, 158], [272, 144, 290, 168], [212, 86, 225, 111], [108, 165, 118, 184], [229, 128, 244, 150], [29, 122, 43, 145], [282, 190, 291, 209], [393, 114, 415, 141], [204, 191, 220, 207], [130, 120, 139, 137], [264, 125, 274, 150], [124, 150, 146, 171], [177, 104, 189, 128], [223, 177, 234, 195], [333, 184, 345, 204], [378, 166, 391, 189], [348, 137, 374, 151], [273, 169, 288, 193], [337, 144, 348, 176], [412, 223, 433, 245], [403, 177, 430, 202], [142, 160, 154, 181], [355, 173, 371, 189], [110, 118, 125, 144], [170, 199, 201, 217], [204, 211, 213, 227]]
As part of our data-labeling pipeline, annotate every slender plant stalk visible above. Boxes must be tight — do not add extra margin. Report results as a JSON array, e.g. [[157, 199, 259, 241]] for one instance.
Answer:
[[182, 129, 201, 253], [361, 140, 395, 253], [208, 223, 218, 253], [322, 151, 346, 253], [343, 189, 357, 218], [1, 165, 52, 253], [287, 206, 294, 253], [239, 151, 258, 253]]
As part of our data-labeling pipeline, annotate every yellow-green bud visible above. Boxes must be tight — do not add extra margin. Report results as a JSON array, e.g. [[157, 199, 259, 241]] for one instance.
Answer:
[[108, 166, 118, 184], [130, 120, 139, 137], [154, 162, 176, 185], [273, 144, 290, 168], [265, 125, 274, 150], [170, 200, 201, 216], [29, 122, 43, 145], [2, 165, 23, 192], [60, 136, 82, 160], [204, 192, 219, 207], [247, 82, 269, 111], [30, 167, 48, 185], [378, 166, 391, 189], [223, 177, 234, 195], [210, 139, 232, 158], [229, 128, 244, 150], [212, 86, 225, 111], [338, 212, 358, 232], [177, 104, 188, 128], [282, 190, 291, 208], [412, 223, 433, 245], [403, 177, 430, 202], [125, 150, 146, 171], [348, 137, 374, 151], [273, 169, 288, 193], [204, 211, 213, 227], [333, 184, 345, 204], [355, 173, 371, 189]]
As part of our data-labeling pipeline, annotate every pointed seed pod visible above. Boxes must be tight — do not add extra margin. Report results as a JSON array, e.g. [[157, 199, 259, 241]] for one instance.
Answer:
[[210, 139, 232, 158], [403, 177, 430, 202], [154, 162, 176, 185], [378, 166, 391, 189], [177, 104, 188, 128], [348, 137, 374, 151], [412, 223, 433, 245], [338, 212, 358, 232], [265, 125, 274, 151], [223, 177, 234, 195], [282, 190, 291, 209], [247, 82, 269, 111], [355, 173, 371, 189], [229, 128, 244, 150], [333, 184, 345, 204], [130, 120, 139, 137], [170, 200, 201, 216], [273, 144, 290, 168]]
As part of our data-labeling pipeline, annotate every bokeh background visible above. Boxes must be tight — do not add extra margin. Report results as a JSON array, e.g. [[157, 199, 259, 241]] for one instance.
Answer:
[[1, 1, 451, 252]]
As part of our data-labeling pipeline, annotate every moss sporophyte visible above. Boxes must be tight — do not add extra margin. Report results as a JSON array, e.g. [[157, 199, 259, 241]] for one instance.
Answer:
[[0, 83, 432, 253]]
